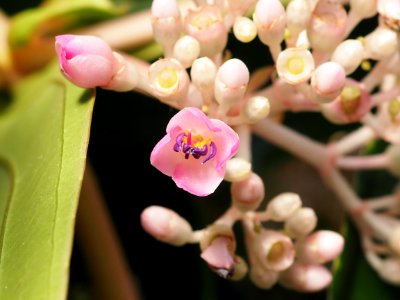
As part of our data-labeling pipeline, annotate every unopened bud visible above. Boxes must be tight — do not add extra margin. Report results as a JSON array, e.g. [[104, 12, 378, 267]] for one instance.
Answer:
[[279, 263, 332, 292], [350, 0, 377, 18], [224, 157, 252, 182], [140, 205, 193, 246], [331, 39, 364, 75], [284, 207, 317, 238], [231, 172, 265, 212], [190, 57, 217, 93], [387, 225, 400, 255], [242, 96, 270, 124], [266, 192, 302, 222], [172, 35, 200, 68], [249, 264, 279, 289], [233, 16, 257, 43], [364, 27, 398, 60], [295, 230, 344, 264]]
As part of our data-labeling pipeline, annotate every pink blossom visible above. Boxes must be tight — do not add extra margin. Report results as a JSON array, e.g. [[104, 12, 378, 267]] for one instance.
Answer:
[[55, 34, 117, 88], [150, 107, 240, 196]]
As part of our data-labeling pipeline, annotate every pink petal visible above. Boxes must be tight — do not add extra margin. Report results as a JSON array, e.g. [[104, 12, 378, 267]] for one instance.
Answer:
[[201, 236, 235, 271]]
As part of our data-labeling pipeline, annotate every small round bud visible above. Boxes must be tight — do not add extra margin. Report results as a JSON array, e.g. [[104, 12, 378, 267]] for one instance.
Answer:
[[231, 172, 265, 212], [249, 265, 279, 289], [279, 263, 332, 292], [331, 39, 364, 75], [172, 35, 200, 68], [364, 27, 398, 60], [140, 205, 193, 246], [276, 47, 315, 85], [377, 0, 400, 31], [224, 157, 252, 182], [350, 0, 377, 18], [266, 192, 302, 222], [252, 230, 295, 272], [284, 207, 317, 238], [378, 258, 400, 285], [242, 96, 270, 124], [310, 61, 346, 104], [286, 0, 311, 36], [233, 17, 257, 43], [295, 230, 344, 264], [190, 57, 218, 93], [230, 256, 249, 281]]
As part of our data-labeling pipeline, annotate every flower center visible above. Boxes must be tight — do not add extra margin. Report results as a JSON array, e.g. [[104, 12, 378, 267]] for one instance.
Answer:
[[156, 66, 179, 90], [173, 129, 217, 164], [286, 56, 304, 75]]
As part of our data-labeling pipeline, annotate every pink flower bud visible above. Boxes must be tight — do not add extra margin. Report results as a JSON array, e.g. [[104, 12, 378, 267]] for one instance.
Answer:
[[311, 61, 346, 104], [295, 230, 344, 264], [201, 236, 236, 279], [321, 80, 372, 124], [55, 34, 117, 88], [266, 192, 302, 222], [231, 172, 265, 212], [284, 207, 317, 238], [279, 263, 332, 292], [140, 205, 193, 246], [252, 230, 295, 272]]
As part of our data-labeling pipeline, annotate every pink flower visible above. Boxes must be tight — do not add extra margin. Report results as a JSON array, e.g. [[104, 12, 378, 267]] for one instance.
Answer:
[[150, 107, 240, 197], [55, 34, 117, 88]]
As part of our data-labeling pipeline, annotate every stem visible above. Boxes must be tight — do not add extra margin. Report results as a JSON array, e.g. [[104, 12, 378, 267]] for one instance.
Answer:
[[76, 163, 141, 300], [331, 125, 376, 156], [234, 124, 252, 162], [337, 153, 389, 170]]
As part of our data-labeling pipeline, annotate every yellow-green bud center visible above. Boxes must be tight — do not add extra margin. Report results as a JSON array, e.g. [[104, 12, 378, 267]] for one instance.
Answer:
[[157, 66, 178, 90], [388, 98, 400, 123], [340, 86, 361, 115], [286, 56, 304, 75], [267, 242, 285, 263]]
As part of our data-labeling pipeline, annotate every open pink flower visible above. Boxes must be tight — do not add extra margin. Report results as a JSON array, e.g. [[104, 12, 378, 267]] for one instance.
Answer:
[[55, 34, 117, 88], [150, 107, 240, 196]]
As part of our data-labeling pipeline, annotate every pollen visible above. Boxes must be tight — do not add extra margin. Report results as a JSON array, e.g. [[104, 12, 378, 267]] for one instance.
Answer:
[[286, 56, 304, 75], [156, 66, 179, 90]]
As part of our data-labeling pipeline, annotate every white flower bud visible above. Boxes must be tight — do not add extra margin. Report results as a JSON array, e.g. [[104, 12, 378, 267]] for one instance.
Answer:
[[364, 27, 398, 60], [266, 192, 302, 222], [190, 57, 217, 93], [242, 96, 270, 124], [276, 47, 315, 84], [172, 35, 200, 68], [350, 0, 378, 18], [233, 16, 257, 43], [286, 0, 311, 35], [387, 225, 400, 255], [224, 157, 252, 182], [284, 207, 317, 238], [331, 39, 364, 75]]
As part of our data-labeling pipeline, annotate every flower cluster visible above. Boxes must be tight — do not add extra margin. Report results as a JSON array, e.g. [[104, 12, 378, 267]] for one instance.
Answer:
[[55, 0, 400, 292]]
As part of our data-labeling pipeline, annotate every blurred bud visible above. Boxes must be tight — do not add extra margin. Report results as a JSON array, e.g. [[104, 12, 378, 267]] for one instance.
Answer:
[[266, 192, 302, 222], [231, 172, 265, 212], [230, 255, 249, 281], [242, 96, 270, 124], [286, 0, 311, 38], [321, 80, 371, 124], [172, 35, 200, 68], [252, 230, 295, 272], [201, 236, 236, 279], [224, 157, 252, 182], [184, 4, 228, 58], [214, 58, 250, 114], [284, 207, 317, 238], [350, 0, 377, 18], [377, 0, 400, 31], [387, 225, 400, 254], [233, 16, 257, 43], [55, 34, 117, 88], [307, 1, 347, 52], [279, 263, 332, 292], [249, 264, 279, 289], [310, 61, 346, 104], [148, 57, 190, 103], [140, 205, 193, 246], [253, 0, 286, 46], [295, 230, 344, 264], [364, 27, 398, 60], [331, 39, 364, 75], [377, 258, 400, 285], [200, 224, 236, 252], [388, 97, 400, 123], [276, 47, 315, 85]]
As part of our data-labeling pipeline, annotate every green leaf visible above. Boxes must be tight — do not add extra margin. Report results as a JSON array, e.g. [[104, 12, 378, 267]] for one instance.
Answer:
[[9, 0, 126, 49], [0, 60, 94, 299]]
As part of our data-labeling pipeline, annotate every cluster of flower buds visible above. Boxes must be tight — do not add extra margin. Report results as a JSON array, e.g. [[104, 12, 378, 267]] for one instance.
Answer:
[[54, 0, 400, 291]]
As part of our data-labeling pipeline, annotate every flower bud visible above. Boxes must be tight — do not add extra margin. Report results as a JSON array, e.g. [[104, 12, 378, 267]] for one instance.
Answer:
[[266, 192, 302, 222], [230, 256, 248, 281], [321, 80, 372, 124], [378, 0, 400, 31], [214, 58, 250, 114], [279, 263, 332, 292], [140, 205, 193, 246], [231, 172, 265, 212], [224, 157, 252, 182], [253, 0, 286, 46], [148, 57, 190, 103], [190, 57, 217, 94], [284, 207, 317, 238], [307, 1, 347, 52], [151, 0, 182, 57], [249, 265, 279, 289], [252, 230, 295, 272], [295, 230, 344, 264], [387, 225, 400, 254], [350, 0, 377, 18], [276, 47, 315, 85], [377, 258, 400, 285], [184, 4, 228, 58], [310, 61, 346, 104], [55, 34, 117, 88], [201, 236, 236, 279], [242, 96, 270, 124], [233, 16, 257, 43], [364, 27, 398, 60], [172, 35, 200, 68], [286, 0, 311, 38], [331, 39, 364, 75]]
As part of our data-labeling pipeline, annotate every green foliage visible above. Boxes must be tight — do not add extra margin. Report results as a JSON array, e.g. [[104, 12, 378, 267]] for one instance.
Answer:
[[0, 61, 94, 299]]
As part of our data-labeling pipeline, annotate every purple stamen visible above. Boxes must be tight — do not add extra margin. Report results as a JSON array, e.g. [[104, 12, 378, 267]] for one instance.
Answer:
[[202, 142, 217, 164], [173, 131, 217, 164]]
